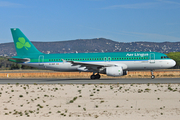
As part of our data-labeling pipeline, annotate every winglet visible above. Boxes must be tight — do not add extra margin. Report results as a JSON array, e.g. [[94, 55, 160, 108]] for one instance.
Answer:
[[61, 59, 66, 63]]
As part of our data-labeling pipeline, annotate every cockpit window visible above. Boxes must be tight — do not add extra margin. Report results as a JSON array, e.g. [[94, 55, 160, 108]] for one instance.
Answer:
[[161, 56, 169, 59]]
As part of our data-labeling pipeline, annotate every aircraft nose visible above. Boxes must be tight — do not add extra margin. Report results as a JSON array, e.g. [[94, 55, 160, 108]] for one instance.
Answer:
[[171, 59, 176, 67]]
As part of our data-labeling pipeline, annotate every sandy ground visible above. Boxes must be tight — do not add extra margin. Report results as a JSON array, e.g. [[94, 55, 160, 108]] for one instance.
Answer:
[[0, 83, 180, 120]]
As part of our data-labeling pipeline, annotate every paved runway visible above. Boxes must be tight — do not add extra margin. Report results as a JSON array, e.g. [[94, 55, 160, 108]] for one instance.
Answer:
[[0, 78, 179, 84]]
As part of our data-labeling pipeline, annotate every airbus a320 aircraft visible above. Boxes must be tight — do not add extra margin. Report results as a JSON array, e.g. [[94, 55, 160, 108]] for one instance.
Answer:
[[9, 28, 176, 79]]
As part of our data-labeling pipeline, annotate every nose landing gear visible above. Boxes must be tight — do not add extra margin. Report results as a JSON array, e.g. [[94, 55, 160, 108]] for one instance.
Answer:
[[151, 70, 155, 79], [90, 73, 101, 79]]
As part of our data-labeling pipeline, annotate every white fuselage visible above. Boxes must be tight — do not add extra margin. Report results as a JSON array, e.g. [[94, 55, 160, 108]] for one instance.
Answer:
[[21, 59, 176, 72]]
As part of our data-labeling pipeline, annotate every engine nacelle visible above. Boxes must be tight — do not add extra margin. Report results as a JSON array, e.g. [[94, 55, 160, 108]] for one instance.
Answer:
[[106, 66, 127, 77]]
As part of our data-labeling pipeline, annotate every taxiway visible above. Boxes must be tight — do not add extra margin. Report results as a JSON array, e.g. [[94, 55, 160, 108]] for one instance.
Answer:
[[0, 78, 179, 84]]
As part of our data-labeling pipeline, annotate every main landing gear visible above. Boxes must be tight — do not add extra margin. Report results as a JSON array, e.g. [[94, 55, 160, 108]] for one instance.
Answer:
[[151, 70, 155, 79], [90, 73, 101, 79]]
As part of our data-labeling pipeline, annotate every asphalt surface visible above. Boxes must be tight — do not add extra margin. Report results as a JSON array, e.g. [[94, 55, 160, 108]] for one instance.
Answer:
[[0, 78, 179, 84]]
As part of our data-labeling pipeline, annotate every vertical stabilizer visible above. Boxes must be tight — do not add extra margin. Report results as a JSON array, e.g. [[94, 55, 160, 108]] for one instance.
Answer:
[[11, 28, 42, 56]]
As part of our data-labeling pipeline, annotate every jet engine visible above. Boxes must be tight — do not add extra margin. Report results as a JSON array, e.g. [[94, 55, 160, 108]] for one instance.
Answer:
[[106, 66, 127, 77]]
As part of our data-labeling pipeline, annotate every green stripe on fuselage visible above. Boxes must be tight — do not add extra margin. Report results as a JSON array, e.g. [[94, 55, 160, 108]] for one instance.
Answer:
[[15, 52, 169, 63]]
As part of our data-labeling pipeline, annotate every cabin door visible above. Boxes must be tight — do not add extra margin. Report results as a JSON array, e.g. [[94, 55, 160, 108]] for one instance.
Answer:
[[150, 53, 155, 63], [39, 55, 44, 66]]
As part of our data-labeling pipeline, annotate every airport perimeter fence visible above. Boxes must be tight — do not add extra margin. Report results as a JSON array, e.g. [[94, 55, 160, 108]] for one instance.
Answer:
[[171, 65, 180, 69]]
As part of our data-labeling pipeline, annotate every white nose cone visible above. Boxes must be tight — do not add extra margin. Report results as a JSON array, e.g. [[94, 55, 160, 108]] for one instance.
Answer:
[[171, 60, 176, 67]]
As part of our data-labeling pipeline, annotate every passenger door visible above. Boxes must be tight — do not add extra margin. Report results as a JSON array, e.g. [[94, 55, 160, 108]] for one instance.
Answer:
[[39, 55, 44, 66], [150, 53, 155, 63]]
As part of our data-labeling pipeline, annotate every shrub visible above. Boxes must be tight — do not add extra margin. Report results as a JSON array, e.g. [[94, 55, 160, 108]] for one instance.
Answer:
[[5, 113, 9, 115], [19, 95, 23, 97]]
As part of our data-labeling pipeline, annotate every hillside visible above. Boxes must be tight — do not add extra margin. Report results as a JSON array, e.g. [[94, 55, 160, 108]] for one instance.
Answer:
[[0, 38, 180, 56]]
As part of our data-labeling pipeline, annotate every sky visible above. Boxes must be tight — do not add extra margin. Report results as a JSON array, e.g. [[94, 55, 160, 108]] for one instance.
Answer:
[[0, 0, 180, 43]]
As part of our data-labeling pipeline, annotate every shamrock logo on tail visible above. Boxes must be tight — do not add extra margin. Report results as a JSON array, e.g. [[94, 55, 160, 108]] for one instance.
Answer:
[[16, 37, 31, 50]]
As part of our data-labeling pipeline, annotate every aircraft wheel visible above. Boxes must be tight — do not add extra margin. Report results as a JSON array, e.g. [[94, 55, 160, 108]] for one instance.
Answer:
[[95, 74, 101, 79], [151, 75, 155, 79], [91, 75, 96, 79]]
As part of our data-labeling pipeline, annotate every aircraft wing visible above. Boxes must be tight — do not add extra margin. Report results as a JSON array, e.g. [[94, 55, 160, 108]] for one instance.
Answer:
[[63, 59, 127, 72], [68, 60, 114, 72], [69, 61, 114, 67]]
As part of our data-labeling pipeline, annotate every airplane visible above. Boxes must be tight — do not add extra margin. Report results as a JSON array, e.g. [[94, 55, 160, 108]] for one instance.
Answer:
[[8, 28, 176, 79]]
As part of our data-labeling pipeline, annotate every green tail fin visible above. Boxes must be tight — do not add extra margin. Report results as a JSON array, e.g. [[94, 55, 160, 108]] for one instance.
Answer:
[[11, 28, 42, 56]]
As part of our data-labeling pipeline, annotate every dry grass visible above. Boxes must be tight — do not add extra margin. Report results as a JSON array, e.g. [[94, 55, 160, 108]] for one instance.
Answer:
[[0, 70, 180, 78]]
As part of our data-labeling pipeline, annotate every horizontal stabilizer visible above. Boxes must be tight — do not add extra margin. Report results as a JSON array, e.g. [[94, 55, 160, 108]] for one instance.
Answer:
[[8, 58, 30, 63]]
